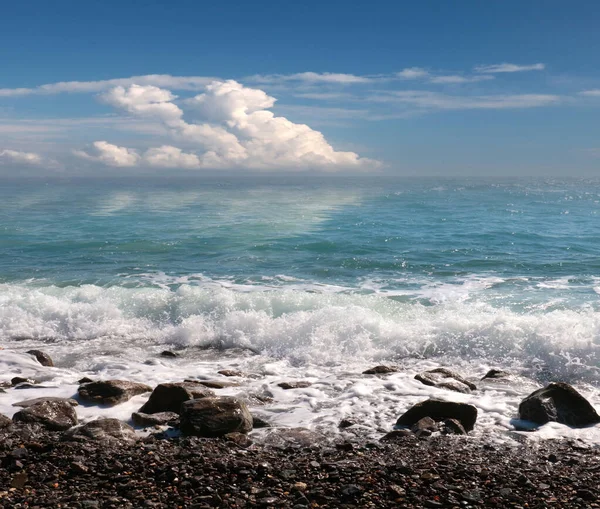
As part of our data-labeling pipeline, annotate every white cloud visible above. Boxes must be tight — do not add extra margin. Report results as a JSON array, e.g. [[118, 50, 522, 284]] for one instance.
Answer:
[[580, 90, 600, 97], [371, 91, 560, 110], [78, 81, 379, 171], [0, 149, 43, 165], [247, 72, 373, 85], [429, 75, 494, 84], [397, 68, 429, 79], [474, 63, 545, 74], [74, 141, 141, 167]]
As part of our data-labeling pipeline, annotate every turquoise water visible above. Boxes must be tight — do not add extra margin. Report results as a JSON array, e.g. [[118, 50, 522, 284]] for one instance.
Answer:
[[2, 177, 600, 378]]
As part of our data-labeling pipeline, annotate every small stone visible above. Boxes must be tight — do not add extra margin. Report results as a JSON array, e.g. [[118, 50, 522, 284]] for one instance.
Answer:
[[11, 472, 28, 489], [160, 350, 179, 358], [338, 418, 356, 429], [482, 369, 510, 380], [11, 377, 35, 386], [415, 368, 477, 393], [363, 365, 398, 375], [277, 381, 312, 390], [26, 350, 54, 367], [78, 380, 152, 406], [218, 369, 244, 377]]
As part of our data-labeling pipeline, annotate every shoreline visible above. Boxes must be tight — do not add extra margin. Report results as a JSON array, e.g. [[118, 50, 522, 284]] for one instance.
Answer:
[[1, 423, 599, 508]]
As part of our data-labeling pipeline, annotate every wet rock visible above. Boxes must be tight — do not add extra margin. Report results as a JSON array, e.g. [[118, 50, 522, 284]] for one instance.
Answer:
[[218, 369, 244, 377], [363, 365, 398, 375], [396, 398, 478, 432], [187, 379, 240, 389], [338, 418, 356, 429], [13, 397, 78, 408], [380, 429, 414, 442], [441, 418, 467, 435], [78, 377, 94, 384], [518, 382, 600, 427], [0, 413, 12, 428], [277, 381, 312, 390], [132, 411, 180, 427], [13, 400, 78, 431], [261, 428, 328, 448], [180, 396, 253, 437], [26, 349, 54, 367], [411, 416, 438, 437], [224, 432, 253, 447], [482, 369, 510, 380], [251, 414, 272, 428], [67, 418, 136, 442], [11, 377, 35, 386], [160, 350, 178, 358], [415, 368, 477, 393], [139, 382, 214, 414], [78, 380, 152, 406]]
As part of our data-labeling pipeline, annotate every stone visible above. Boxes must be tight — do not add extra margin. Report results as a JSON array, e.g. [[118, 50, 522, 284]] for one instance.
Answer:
[[363, 365, 398, 375], [380, 429, 415, 442], [78, 377, 94, 384], [180, 396, 253, 437], [67, 418, 136, 442], [251, 414, 271, 428], [187, 379, 240, 389], [396, 399, 478, 432], [415, 368, 476, 393], [277, 381, 312, 390], [518, 382, 600, 427], [132, 411, 180, 427], [78, 380, 152, 406], [261, 428, 327, 448], [224, 432, 253, 447], [411, 416, 438, 437], [160, 350, 178, 358], [218, 369, 244, 377], [139, 382, 214, 414], [11, 377, 35, 386], [0, 413, 12, 428], [441, 418, 467, 435], [12, 400, 78, 431], [482, 369, 510, 380], [26, 349, 54, 367], [338, 418, 356, 429], [13, 397, 78, 408]]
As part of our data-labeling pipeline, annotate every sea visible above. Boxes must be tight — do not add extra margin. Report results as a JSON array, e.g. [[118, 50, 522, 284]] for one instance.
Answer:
[[2, 176, 600, 442]]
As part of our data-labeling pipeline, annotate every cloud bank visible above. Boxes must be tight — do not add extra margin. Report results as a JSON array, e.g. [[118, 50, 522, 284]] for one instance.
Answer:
[[0, 149, 43, 165]]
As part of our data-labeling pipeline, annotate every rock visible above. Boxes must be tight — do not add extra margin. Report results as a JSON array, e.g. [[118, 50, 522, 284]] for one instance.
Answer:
[[187, 379, 240, 389], [415, 368, 476, 393], [13, 397, 78, 408], [261, 428, 328, 448], [132, 411, 180, 427], [363, 365, 398, 375], [251, 414, 272, 428], [0, 413, 12, 428], [411, 416, 438, 437], [12, 400, 78, 431], [180, 396, 253, 437], [78, 377, 94, 384], [11, 472, 28, 489], [224, 432, 253, 447], [338, 418, 356, 429], [396, 399, 478, 432], [218, 369, 244, 377], [277, 381, 312, 390], [441, 418, 467, 435], [139, 382, 214, 414], [160, 350, 178, 358], [482, 369, 510, 380], [518, 382, 600, 427], [11, 377, 35, 386], [78, 380, 152, 406], [26, 350, 54, 367], [380, 429, 415, 442], [67, 418, 136, 442]]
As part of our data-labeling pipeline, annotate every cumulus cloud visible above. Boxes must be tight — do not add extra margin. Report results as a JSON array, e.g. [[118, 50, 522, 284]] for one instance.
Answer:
[[80, 80, 379, 171], [475, 63, 545, 73], [74, 141, 141, 167], [0, 149, 43, 165]]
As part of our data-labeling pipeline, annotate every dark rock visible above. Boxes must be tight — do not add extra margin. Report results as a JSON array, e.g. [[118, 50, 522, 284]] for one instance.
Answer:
[[415, 368, 476, 393], [11, 472, 28, 489], [67, 418, 136, 442], [396, 399, 478, 432], [224, 432, 253, 447], [363, 365, 398, 375], [139, 382, 214, 414], [441, 418, 467, 435], [218, 369, 244, 377], [411, 416, 438, 437], [0, 413, 12, 428], [482, 369, 510, 380], [26, 349, 54, 367], [518, 382, 600, 427], [180, 396, 253, 437], [78, 377, 94, 384], [160, 350, 178, 358], [380, 429, 414, 442], [13, 397, 78, 408], [11, 377, 35, 386], [187, 379, 240, 389], [12, 400, 78, 431], [78, 380, 152, 406], [338, 418, 356, 429], [251, 414, 271, 428], [261, 428, 327, 448], [277, 381, 312, 390], [132, 411, 180, 427]]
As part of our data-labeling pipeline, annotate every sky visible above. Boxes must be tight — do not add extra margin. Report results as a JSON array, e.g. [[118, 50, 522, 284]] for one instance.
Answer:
[[1, 0, 599, 177]]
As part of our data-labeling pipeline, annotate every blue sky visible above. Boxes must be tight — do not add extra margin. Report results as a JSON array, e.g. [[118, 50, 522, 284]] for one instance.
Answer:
[[1, 0, 599, 176]]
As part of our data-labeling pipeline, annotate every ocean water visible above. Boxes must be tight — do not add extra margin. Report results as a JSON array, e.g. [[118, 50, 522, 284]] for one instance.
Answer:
[[2, 176, 600, 441]]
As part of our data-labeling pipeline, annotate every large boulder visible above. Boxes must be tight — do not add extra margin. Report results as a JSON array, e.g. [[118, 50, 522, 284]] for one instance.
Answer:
[[415, 368, 476, 393], [13, 397, 78, 408], [518, 382, 600, 427], [396, 399, 478, 432], [12, 400, 78, 431], [139, 382, 214, 414], [26, 350, 54, 367], [67, 418, 136, 442], [180, 396, 253, 437], [78, 380, 152, 406], [132, 411, 179, 427]]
